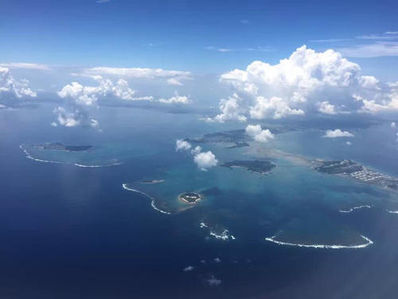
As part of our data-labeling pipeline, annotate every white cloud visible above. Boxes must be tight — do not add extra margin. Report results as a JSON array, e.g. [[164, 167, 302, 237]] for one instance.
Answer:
[[193, 151, 218, 171], [176, 138, 218, 170], [250, 96, 304, 119], [78, 66, 191, 84], [339, 42, 398, 58], [190, 146, 202, 155], [323, 129, 354, 138], [53, 106, 98, 128], [56, 76, 148, 128], [58, 77, 151, 106], [176, 139, 192, 151], [0, 67, 37, 100], [214, 45, 398, 120], [245, 124, 274, 143], [159, 94, 190, 104], [210, 93, 247, 122], [0, 62, 50, 71], [167, 78, 183, 86], [318, 101, 337, 115]]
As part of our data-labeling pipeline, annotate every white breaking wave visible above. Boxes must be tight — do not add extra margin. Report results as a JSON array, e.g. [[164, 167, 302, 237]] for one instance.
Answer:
[[122, 184, 171, 215], [74, 161, 122, 168], [339, 205, 372, 213], [265, 234, 374, 249], [386, 210, 398, 214], [200, 222, 236, 240], [20, 145, 64, 164]]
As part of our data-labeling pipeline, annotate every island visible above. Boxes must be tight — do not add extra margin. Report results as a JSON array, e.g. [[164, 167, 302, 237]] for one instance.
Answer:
[[33, 142, 93, 152], [313, 160, 398, 191], [221, 160, 276, 174], [178, 192, 202, 204]]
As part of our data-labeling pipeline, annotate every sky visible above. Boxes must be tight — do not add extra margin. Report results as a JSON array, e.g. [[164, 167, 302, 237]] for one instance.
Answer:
[[1, 0, 398, 130], [1, 0, 398, 75]]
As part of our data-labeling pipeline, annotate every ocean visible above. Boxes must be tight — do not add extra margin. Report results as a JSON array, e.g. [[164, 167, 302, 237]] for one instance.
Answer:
[[1, 103, 398, 298]]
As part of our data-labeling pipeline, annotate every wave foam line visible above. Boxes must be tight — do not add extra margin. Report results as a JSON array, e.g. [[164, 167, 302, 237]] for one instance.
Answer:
[[386, 210, 398, 214], [265, 235, 373, 249], [21, 145, 122, 168], [74, 161, 122, 168], [122, 184, 171, 215], [339, 205, 372, 213], [20, 145, 64, 164]]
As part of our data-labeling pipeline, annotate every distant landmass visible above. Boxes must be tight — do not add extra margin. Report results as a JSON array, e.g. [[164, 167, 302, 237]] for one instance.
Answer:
[[314, 160, 398, 191], [221, 160, 276, 174], [33, 142, 93, 152]]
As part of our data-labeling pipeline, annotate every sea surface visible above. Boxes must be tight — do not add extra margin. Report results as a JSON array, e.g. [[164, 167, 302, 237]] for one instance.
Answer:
[[1, 104, 398, 298]]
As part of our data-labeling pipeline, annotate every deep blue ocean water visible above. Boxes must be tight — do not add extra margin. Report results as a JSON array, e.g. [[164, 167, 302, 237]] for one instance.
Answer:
[[1, 104, 398, 298]]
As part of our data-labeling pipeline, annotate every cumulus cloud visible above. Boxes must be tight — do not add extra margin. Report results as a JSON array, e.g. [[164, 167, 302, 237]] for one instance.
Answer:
[[245, 124, 274, 143], [176, 139, 192, 151], [58, 77, 150, 106], [190, 146, 202, 155], [323, 129, 354, 138], [209, 93, 247, 122], [175, 139, 218, 170], [52, 106, 98, 128], [193, 151, 218, 171], [211, 45, 398, 121], [0, 67, 37, 101], [318, 101, 337, 115], [249, 96, 304, 119]]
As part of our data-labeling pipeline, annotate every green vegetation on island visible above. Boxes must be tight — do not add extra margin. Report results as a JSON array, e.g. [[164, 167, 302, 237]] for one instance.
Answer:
[[221, 160, 276, 174]]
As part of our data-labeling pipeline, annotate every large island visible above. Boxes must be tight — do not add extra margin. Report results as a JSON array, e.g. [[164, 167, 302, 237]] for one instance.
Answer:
[[314, 160, 398, 191]]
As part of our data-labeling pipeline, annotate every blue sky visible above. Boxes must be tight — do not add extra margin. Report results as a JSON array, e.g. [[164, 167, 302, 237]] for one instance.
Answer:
[[1, 0, 398, 77]]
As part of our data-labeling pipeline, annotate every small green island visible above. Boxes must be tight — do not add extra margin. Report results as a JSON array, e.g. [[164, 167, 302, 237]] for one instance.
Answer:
[[178, 192, 202, 204], [221, 160, 276, 174]]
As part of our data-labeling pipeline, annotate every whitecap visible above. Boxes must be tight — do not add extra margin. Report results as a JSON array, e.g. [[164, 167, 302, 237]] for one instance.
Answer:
[[200, 222, 236, 241], [386, 210, 398, 214], [207, 275, 222, 286], [183, 266, 194, 272]]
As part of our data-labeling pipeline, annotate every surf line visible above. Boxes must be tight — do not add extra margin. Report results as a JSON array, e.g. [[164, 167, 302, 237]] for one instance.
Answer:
[[265, 234, 373, 249], [339, 205, 372, 213], [122, 184, 171, 215]]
